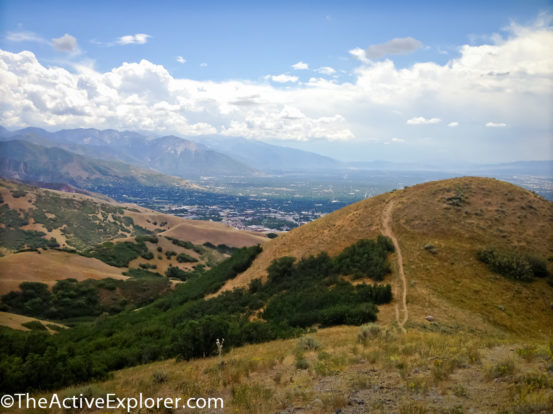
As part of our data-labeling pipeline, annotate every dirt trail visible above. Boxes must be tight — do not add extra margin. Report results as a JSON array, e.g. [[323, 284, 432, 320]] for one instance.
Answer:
[[381, 200, 408, 333]]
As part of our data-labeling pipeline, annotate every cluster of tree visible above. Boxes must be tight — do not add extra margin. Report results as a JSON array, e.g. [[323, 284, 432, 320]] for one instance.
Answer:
[[335, 235, 395, 280], [203, 241, 236, 254], [167, 237, 204, 254], [84, 239, 149, 267], [1, 277, 170, 320], [477, 248, 550, 282], [0, 239, 393, 393]]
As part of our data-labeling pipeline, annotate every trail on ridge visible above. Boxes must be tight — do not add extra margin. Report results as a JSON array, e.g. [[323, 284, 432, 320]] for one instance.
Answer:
[[381, 200, 408, 333]]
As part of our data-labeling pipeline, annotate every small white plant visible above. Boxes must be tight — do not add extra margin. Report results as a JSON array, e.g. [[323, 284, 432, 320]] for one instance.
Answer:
[[216, 338, 224, 361]]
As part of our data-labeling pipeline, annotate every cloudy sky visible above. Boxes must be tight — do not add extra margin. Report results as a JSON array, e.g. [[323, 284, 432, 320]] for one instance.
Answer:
[[0, 0, 552, 163]]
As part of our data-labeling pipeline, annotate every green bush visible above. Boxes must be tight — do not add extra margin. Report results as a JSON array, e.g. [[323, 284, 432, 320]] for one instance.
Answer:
[[477, 248, 549, 281], [22, 321, 47, 331], [176, 253, 198, 263], [85, 239, 148, 267]]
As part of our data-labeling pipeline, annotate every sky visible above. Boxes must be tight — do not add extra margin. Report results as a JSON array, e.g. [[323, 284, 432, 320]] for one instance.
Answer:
[[0, 0, 552, 164]]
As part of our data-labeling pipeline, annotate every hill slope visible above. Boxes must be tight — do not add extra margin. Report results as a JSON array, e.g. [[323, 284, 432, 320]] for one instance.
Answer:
[[218, 177, 553, 338], [28, 176, 553, 414], [0, 139, 198, 189], [0, 179, 266, 295], [0, 127, 256, 178]]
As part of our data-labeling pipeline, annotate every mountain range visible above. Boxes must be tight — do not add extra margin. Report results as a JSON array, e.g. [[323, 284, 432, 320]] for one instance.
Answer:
[[0, 127, 345, 179]]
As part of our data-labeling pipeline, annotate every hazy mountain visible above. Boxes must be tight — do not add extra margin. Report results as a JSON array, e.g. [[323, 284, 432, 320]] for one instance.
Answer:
[[0, 140, 197, 189], [192, 135, 343, 172], [0, 127, 255, 178]]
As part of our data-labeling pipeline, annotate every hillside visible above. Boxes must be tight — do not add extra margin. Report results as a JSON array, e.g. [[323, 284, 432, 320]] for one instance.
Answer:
[[0, 179, 266, 295], [20, 176, 553, 413], [0, 139, 198, 190], [0, 127, 256, 178], [219, 177, 553, 338]]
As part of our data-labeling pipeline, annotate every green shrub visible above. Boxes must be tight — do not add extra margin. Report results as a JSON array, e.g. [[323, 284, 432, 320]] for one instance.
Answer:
[[295, 357, 309, 370], [123, 268, 164, 279], [141, 251, 154, 260], [176, 253, 198, 263], [22, 321, 47, 331], [164, 266, 186, 280], [85, 239, 148, 267], [358, 323, 381, 344], [297, 336, 321, 351], [487, 358, 515, 379], [477, 248, 549, 281]]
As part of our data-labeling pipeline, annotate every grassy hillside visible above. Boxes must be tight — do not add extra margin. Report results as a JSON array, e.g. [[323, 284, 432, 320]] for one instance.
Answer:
[[0, 178, 265, 253], [219, 177, 553, 339], [0, 179, 266, 320], [2, 177, 553, 412]]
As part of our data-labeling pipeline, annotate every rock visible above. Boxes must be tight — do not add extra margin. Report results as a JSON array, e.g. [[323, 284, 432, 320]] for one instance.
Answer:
[[425, 315, 434, 322]]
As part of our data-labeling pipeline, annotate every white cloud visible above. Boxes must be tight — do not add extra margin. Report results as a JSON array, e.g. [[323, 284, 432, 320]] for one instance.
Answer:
[[52, 34, 80, 54], [6, 31, 48, 44], [486, 122, 507, 127], [349, 47, 369, 63], [407, 117, 441, 125], [316, 66, 336, 75], [352, 37, 423, 61], [177, 56, 186, 64], [266, 74, 299, 83], [0, 15, 551, 152], [391, 137, 405, 143], [116, 34, 150, 45], [0, 50, 352, 141], [292, 61, 309, 70], [448, 121, 459, 127], [200, 62, 208, 67]]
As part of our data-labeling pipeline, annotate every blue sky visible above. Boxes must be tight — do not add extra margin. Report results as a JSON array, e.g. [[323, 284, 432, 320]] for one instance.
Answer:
[[0, 0, 552, 163]]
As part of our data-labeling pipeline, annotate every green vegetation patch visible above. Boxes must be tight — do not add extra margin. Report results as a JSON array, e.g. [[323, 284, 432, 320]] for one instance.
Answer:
[[0, 238, 393, 394], [21, 321, 47, 331], [176, 252, 198, 263], [477, 248, 550, 282], [85, 239, 149, 267], [167, 237, 204, 254]]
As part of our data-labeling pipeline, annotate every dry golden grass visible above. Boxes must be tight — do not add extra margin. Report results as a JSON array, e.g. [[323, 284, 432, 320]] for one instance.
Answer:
[[39, 325, 553, 413], [0, 250, 127, 294], [0, 311, 67, 333], [160, 221, 267, 248]]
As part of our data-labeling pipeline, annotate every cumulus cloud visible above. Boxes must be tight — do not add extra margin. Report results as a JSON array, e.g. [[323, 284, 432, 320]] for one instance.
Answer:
[[448, 122, 459, 127], [177, 56, 186, 64], [316, 66, 336, 75], [292, 61, 309, 70], [52, 34, 80, 54], [116, 34, 150, 45], [0, 50, 352, 140], [0, 16, 551, 150], [352, 37, 423, 61], [486, 122, 507, 127], [407, 117, 441, 125], [266, 74, 299, 83]]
